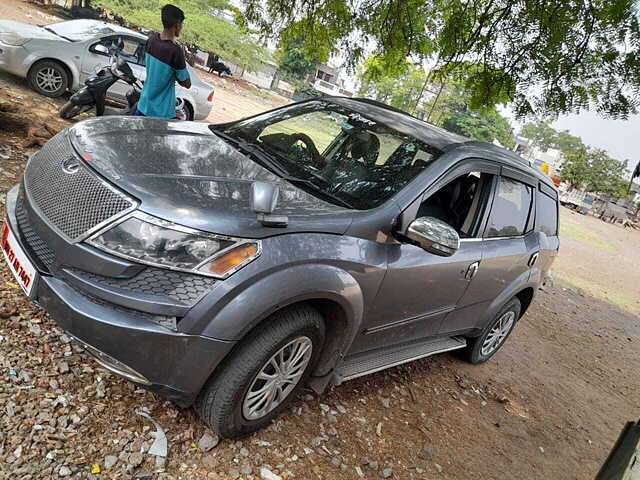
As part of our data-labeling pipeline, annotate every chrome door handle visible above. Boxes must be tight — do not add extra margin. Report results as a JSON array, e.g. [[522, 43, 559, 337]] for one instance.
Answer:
[[528, 252, 539, 267], [465, 261, 480, 280]]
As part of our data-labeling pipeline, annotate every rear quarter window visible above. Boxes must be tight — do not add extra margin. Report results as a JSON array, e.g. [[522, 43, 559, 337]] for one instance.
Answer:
[[536, 190, 558, 236]]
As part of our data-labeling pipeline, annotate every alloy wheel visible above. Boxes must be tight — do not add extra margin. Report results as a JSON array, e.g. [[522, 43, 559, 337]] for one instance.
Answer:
[[481, 311, 516, 356], [242, 336, 313, 421], [36, 67, 64, 93]]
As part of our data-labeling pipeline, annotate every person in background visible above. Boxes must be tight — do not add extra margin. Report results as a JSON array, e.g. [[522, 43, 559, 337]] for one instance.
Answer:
[[135, 4, 191, 118]]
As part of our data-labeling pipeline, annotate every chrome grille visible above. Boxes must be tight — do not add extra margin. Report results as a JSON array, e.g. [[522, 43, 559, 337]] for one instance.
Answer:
[[23, 131, 135, 242]]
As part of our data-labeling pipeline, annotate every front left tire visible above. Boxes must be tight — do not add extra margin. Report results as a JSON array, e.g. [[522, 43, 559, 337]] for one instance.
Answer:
[[28, 60, 69, 98], [195, 305, 325, 438]]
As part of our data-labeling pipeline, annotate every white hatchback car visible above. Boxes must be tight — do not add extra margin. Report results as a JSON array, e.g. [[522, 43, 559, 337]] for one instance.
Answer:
[[0, 19, 214, 120]]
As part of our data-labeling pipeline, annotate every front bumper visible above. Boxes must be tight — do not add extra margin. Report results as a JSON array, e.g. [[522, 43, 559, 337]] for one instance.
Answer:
[[4, 186, 236, 406], [0, 42, 29, 78]]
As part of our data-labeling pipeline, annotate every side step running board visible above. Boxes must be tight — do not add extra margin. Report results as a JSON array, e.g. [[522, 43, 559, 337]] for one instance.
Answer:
[[335, 336, 467, 383]]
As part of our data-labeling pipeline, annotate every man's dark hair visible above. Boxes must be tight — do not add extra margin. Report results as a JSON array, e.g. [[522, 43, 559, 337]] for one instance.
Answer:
[[161, 4, 185, 29]]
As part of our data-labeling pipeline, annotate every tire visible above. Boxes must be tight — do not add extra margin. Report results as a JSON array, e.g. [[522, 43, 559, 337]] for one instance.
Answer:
[[59, 101, 85, 120], [462, 298, 521, 364], [196, 305, 325, 438], [28, 60, 70, 98], [183, 100, 194, 121]]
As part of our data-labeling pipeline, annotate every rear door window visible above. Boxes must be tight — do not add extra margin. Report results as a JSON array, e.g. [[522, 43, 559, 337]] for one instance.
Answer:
[[485, 177, 533, 237], [536, 190, 558, 236]]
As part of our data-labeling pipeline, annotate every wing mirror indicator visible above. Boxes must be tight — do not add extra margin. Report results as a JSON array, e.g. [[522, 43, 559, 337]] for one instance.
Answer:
[[406, 216, 460, 257]]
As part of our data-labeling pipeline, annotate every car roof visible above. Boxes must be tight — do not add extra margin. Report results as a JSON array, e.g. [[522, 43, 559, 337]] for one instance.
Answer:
[[324, 96, 556, 189]]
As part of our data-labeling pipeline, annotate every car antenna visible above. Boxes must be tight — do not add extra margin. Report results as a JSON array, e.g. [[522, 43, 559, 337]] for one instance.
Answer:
[[251, 182, 288, 227]]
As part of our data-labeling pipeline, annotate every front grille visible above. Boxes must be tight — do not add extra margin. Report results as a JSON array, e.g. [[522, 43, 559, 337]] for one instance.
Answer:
[[23, 131, 135, 241], [67, 267, 216, 305], [15, 189, 56, 271]]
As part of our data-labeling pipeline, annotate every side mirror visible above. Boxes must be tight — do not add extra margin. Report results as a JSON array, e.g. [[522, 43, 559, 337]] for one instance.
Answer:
[[407, 216, 460, 257], [251, 182, 288, 227], [94, 43, 109, 55]]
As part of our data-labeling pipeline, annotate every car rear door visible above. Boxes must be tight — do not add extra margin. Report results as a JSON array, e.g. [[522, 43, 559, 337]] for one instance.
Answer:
[[531, 182, 560, 282], [441, 167, 539, 334]]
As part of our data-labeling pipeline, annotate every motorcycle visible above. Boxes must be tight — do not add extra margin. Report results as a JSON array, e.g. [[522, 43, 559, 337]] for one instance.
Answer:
[[59, 51, 187, 121]]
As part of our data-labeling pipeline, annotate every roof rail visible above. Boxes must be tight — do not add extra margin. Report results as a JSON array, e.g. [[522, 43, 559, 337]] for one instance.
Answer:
[[347, 97, 410, 116]]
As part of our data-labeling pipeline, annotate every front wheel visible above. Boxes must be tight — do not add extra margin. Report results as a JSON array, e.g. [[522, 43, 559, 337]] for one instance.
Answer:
[[462, 298, 521, 364], [196, 305, 325, 438], [59, 101, 86, 120]]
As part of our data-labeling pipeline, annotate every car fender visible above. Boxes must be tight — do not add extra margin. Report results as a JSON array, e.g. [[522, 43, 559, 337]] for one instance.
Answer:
[[24, 52, 81, 89], [199, 263, 365, 349], [479, 270, 538, 330]]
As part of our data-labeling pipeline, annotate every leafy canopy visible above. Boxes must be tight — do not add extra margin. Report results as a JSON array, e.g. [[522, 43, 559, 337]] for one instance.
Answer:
[[94, 0, 268, 70], [276, 38, 320, 84], [520, 121, 584, 154], [240, 0, 640, 118], [561, 147, 630, 198]]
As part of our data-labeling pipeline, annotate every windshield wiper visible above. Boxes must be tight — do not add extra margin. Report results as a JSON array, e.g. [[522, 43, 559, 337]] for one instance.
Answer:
[[211, 129, 353, 209], [211, 130, 289, 177], [42, 26, 74, 42], [281, 176, 353, 209]]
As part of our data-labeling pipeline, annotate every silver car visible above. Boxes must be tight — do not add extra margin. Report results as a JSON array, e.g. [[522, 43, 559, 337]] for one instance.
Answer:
[[0, 19, 214, 120]]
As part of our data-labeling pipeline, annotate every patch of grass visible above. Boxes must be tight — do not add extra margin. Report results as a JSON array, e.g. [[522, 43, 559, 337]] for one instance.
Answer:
[[556, 273, 639, 314], [559, 214, 615, 252]]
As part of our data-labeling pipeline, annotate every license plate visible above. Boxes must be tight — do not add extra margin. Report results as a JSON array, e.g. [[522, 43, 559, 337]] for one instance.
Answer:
[[1, 219, 38, 296]]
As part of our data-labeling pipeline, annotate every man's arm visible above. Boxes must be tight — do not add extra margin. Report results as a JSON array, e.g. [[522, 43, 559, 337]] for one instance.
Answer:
[[174, 44, 191, 89]]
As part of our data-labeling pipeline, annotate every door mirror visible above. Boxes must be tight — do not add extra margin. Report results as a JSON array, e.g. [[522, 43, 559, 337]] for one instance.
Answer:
[[94, 43, 109, 55], [407, 217, 460, 257]]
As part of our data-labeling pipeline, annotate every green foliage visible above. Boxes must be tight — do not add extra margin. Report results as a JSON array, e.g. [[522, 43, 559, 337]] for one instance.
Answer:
[[357, 61, 428, 113], [276, 38, 320, 84], [520, 121, 584, 154], [439, 99, 515, 149], [561, 147, 630, 198], [240, 0, 640, 118], [94, 0, 268, 70]]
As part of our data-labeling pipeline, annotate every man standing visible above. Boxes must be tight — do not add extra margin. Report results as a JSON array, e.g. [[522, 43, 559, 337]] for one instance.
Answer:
[[136, 4, 191, 118]]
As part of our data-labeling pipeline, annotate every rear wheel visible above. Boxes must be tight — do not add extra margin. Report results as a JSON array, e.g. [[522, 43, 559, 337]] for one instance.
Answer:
[[28, 60, 69, 98], [462, 298, 521, 364], [196, 305, 325, 438]]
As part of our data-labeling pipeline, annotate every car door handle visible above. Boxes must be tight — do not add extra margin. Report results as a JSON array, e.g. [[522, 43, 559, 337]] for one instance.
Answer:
[[465, 261, 480, 280], [528, 252, 539, 267]]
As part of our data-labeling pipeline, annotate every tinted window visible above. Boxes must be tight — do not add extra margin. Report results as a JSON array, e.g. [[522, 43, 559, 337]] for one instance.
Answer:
[[486, 177, 533, 237], [536, 190, 558, 236]]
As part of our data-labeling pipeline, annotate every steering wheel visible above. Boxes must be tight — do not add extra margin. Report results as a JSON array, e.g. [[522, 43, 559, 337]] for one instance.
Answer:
[[290, 133, 323, 167]]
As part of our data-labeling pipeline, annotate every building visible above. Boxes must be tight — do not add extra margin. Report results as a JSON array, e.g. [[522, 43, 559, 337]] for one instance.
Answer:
[[514, 135, 565, 176]]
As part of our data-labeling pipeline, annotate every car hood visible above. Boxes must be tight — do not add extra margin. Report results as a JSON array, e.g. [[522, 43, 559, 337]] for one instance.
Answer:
[[68, 117, 353, 238], [0, 21, 65, 41]]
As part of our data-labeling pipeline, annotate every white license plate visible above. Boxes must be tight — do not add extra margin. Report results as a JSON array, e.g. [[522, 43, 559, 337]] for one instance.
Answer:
[[1, 219, 38, 296]]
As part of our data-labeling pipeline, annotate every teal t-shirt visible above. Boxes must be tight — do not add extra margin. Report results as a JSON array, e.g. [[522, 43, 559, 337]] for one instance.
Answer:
[[137, 33, 189, 118]]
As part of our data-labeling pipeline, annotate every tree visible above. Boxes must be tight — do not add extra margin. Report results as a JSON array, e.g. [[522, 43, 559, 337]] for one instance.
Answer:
[[520, 121, 584, 154], [94, 0, 268, 71], [439, 98, 515, 148], [239, 0, 640, 118], [357, 60, 428, 112], [561, 147, 630, 198], [276, 38, 320, 84]]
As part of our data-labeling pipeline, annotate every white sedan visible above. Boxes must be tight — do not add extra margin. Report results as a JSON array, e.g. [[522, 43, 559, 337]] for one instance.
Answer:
[[0, 19, 214, 120]]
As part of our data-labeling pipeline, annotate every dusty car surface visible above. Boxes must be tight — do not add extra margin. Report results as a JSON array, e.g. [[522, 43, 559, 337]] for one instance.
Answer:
[[2, 97, 559, 437], [0, 19, 214, 120]]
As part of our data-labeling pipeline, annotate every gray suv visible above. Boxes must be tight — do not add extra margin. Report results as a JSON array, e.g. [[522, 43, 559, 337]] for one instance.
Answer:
[[2, 98, 559, 437]]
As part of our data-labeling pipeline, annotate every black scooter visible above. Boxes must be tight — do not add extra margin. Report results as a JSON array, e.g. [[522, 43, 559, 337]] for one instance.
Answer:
[[59, 53, 187, 120]]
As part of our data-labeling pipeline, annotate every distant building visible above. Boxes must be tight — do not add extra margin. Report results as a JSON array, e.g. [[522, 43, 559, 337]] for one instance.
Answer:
[[309, 50, 354, 97], [514, 135, 565, 176]]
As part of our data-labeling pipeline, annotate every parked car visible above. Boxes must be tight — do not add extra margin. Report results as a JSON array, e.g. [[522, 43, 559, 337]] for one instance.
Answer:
[[0, 19, 214, 120], [2, 97, 559, 437]]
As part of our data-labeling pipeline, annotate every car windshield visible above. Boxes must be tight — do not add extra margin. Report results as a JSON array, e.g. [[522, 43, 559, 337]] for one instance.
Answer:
[[45, 20, 121, 42], [216, 101, 441, 209]]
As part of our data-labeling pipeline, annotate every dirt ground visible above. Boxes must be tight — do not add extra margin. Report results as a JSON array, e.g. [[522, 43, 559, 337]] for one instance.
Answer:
[[1, 1, 639, 479]]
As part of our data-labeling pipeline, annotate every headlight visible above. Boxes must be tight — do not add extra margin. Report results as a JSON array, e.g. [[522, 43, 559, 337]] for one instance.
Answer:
[[0, 33, 30, 46], [87, 212, 261, 278]]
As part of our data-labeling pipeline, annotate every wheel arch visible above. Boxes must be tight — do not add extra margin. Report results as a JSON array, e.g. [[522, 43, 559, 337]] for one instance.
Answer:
[[514, 287, 535, 319], [27, 57, 78, 90]]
